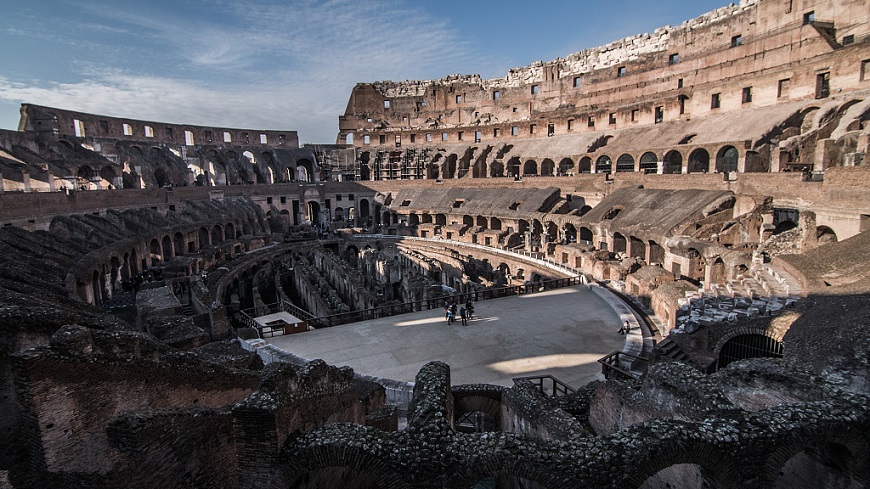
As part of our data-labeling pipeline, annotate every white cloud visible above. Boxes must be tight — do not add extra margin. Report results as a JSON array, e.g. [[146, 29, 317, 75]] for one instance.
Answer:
[[0, 0, 477, 142]]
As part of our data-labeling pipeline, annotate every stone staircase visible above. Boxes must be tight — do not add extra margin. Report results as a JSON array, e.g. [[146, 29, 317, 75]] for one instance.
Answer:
[[656, 337, 689, 362]]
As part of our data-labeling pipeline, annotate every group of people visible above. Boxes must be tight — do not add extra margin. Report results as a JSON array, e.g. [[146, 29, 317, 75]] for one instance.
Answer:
[[444, 298, 474, 326]]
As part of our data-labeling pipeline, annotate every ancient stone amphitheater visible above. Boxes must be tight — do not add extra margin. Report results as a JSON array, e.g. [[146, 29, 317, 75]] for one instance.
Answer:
[[1, 0, 868, 488]]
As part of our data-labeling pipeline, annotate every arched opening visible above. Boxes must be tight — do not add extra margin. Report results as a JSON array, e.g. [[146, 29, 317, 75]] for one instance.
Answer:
[[489, 160, 504, 178], [578, 205, 592, 217], [545, 222, 558, 242], [444, 154, 458, 179], [408, 213, 420, 226], [523, 159, 538, 176], [718, 334, 783, 369], [345, 133, 354, 145], [473, 158, 487, 178], [154, 167, 171, 187], [161, 235, 173, 261], [715, 146, 739, 173], [334, 207, 345, 222], [307, 201, 322, 225], [616, 154, 635, 172], [772, 442, 863, 489], [540, 158, 555, 176], [100, 166, 118, 188], [435, 214, 447, 226], [649, 240, 665, 264], [663, 150, 683, 174], [91, 270, 102, 305], [199, 227, 210, 248], [709, 257, 726, 284], [688, 148, 710, 173], [297, 158, 315, 182], [420, 213, 432, 224], [816, 226, 838, 245], [359, 152, 371, 180], [579, 227, 593, 242], [507, 157, 521, 178], [639, 463, 717, 489], [359, 200, 371, 225], [77, 165, 95, 189], [558, 157, 574, 175], [563, 223, 577, 243], [613, 233, 627, 253], [595, 155, 612, 174], [173, 232, 185, 256], [476, 216, 488, 229], [629, 236, 645, 259], [149, 238, 163, 265], [296, 165, 310, 183], [640, 152, 658, 174], [212, 225, 223, 244], [225, 223, 236, 241], [462, 215, 474, 227], [490, 217, 502, 231], [773, 208, 800, 234], [578, 156, 592, 173]]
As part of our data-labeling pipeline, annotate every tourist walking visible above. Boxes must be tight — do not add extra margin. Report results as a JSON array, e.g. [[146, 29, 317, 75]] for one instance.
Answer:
[[459, 306, 467, 326]]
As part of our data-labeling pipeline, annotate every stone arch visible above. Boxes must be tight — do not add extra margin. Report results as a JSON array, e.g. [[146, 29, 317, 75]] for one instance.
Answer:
[[579, 226, 593, 242], [149, 238, 163, 265], [709, 257, 726, 284], [816, 226, 838, 245], [563, 223, 577, 242], [306, 200, 322, 224], [435, 214, 447, 226], [648, 240, 665, 264], [558, 157, 574, 175], [578, 156, 592, 173], [540, 158, 555, 176], [359, 199, 371, 224], [718, 333, 783, 369], [663, 150, 683, 174], [154, 167, 171, 188], [476, 216, 488, 229], [629, 236, 645, 259], [472, 158, 487, 178], [359, 152, 372, 180], [277, 445, 407, 489], [688, 148, 710, 173], [638, 463, 718, 489], [100, 166, 119, 188], [640, 152, 658, 174], [595, 155, 612, 173], [625, 439, 737, 489], [506, 157, 521, 177], [173, 232, 185, 256], [616, 153, 635, 172], [408, 213, 420, 226], [490, 217, 502, 230], [715, 146, 739, 173], [334, 207, 345, 222], [578, 205, 592, 217], [297, 158, 315, 182], [452, 390, 501, 433], [489, 160, 504, 178], [443, 154, 458, 179], [613, 232, 627, 253], [212, 225, 223, 244], [462, 215, 474, 227], [712, 325, 787, 364], [161, 235, 173, 261], [225, 223, 236, 241], [199, 227, 210, 248], [766, 434, 870, 489], [523, 159, 538, 176]]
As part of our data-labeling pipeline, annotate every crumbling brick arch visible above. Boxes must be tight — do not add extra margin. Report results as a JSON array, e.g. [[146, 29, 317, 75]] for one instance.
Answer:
[[476, 215, 488, 229], [763, 427, 870, 489], [624, 437, 739, 489], [489, 159, 504, 177], [578, 156, 592, 173], [275, 442, 409, 489], [507, 157, 521, 177], [451, 386, 502, 433], [616, 153, 635, 172], [640, 151, 659, 173]]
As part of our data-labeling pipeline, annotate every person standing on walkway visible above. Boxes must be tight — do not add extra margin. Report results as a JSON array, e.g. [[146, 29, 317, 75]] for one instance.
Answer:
[[618, 321, 630, 334], [459, 306, 467, 326]]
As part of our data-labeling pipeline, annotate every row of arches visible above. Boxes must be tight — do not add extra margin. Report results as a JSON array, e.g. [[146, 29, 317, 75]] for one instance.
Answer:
[[416, 144, 762, 180], [78, 219, 261, 306]]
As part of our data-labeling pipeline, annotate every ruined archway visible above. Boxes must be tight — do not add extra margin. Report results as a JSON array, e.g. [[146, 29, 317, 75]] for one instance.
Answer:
[[578, 156, 592, 173], [540, 158, 555, 176], [718, 334, 783, 369], [816, 226, 838, 245], [613, 232, 627, 253], [523, 159, 538, 176], [506, 157, 521, 178], [640, 152, 659, 174], [616, 154, 635, 172], [489, 160, 505, 178]]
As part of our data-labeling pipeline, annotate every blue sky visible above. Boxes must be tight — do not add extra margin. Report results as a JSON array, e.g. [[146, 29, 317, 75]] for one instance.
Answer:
[[0, 0, 726, 143]]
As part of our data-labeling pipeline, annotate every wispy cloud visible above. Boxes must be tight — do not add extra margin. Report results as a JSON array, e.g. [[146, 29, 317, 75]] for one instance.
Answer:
[[0, 0, 477, 141]]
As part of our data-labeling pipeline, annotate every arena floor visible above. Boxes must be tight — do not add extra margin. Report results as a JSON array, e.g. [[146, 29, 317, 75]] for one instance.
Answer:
[[266, 285, 626, 388]]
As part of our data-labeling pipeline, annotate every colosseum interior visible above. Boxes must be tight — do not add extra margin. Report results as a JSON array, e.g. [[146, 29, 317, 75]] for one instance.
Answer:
[[0, 0, 869, 488]]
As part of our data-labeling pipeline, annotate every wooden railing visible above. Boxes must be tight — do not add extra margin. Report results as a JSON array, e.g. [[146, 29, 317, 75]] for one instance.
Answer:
[[513, 374, 576, 398]]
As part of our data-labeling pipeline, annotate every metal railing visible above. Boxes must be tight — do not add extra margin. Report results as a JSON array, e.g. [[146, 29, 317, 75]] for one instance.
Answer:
[[598, 351, 649, 381], [513, 374, 576, 398]]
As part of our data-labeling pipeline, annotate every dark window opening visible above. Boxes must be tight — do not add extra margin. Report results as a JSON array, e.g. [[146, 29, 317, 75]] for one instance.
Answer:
[[205, 130, 213, 142], [803, 11, 814, 25], [379, 134, 386, 145], [655, 106, 664, 124], [742, 86, 753, 103], [609, 113, 616, 125], [493, 90, 500, 100], [547, 123, 554, 137], [531, 85, 539, 95], [617, 66, 627, 78], [573, 76, 581, 88], [99, 120, 109, 134], [669, 53, 679, 65], [711, 93, 721, 109], [587, 117, 595, 128], [816, 72, 830, 99], [165, 127, 174, 139], [731, 34, 743, 47], [842, 35, 854, 45]]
